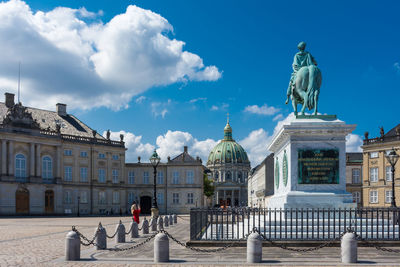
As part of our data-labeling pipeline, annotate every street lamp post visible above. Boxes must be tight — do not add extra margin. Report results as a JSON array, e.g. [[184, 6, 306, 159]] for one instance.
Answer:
[[385, 149, 399, 208], [149, 150, 161, 219], [77, 196, 80, 217]]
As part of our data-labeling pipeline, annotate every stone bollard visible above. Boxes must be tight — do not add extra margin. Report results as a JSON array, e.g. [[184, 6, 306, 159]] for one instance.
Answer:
[[116, 220, 126, 243], [169, 214, 173, 226], [151, 217, 158, 232], [142, 218, 149, 235], [154, 232, 169, 263], [164, 216, 169, 227], [247, 232, 262, 263], [131, 221, 139, 238], [96, 223, 107, 250], [173, 214, 177, 224], [157, 216, 164, 231], [65, 230, 80, 261], [341, 232, 357, 263]]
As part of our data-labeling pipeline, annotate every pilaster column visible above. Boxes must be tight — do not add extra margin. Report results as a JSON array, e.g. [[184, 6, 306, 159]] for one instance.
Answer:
[[216, 190, 219, 205], [36, 144, 41, 177], [56, 146, 61, 178], [238, 189, 241, 206], [223, 190, 226, 202], [30, 143, 35, 177], [231, 190, 234, 205], [8, 140, 13, 176], [2, 140, 6, 175]]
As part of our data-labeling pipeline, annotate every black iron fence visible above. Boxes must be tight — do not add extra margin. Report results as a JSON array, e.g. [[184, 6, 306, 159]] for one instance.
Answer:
[[190, 207, 400, 241]]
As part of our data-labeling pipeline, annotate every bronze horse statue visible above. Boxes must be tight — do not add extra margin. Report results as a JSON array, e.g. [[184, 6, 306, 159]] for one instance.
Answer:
[[286, 64, 322, 116]]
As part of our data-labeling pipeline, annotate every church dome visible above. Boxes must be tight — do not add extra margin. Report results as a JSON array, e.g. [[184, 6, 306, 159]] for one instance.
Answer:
[[207, 121, 249, 166]]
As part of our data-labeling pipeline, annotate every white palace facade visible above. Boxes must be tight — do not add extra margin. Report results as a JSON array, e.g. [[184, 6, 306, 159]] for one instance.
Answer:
[[0, 93, 204, 215]]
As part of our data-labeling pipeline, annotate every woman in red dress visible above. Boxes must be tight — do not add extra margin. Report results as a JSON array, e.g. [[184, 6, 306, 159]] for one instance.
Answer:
[[131, 203, 141, 224]]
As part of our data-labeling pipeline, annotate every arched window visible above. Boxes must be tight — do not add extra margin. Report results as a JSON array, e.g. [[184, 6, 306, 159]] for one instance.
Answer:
[[42, 156, 53, 179], [15, 154, 26, 179], [238, 172, 242, 183], [226, 171, 232, 180]]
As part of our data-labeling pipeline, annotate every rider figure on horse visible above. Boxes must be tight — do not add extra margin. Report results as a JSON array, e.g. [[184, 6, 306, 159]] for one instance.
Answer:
[[285, 42, 318, 104]]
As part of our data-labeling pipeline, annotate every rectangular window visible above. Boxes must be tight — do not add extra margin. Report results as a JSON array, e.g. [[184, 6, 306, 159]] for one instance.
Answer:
[[98, 191, 106, 204], [157, 192, 164, 205], [157, 171, 164, 184], [386, 166, 392, 181], [172, 193, 179, 204], [385, 190, 393, 203], [186, 170, 194, 184], [64, 191, 72, 204], [112, 155, 119, 160], [113, 191, 120, 204], [128, 192, 135, 205], [352, 192, 360, 203], [98, 168, 105, 183], [370, 152, 379, 158], [143, 171, 149, 184], [369, 190, 378, 203], [80, 151, 88, 157], [172, 171, 179, 184], [98, 153, 105, 159], [80, 191, 88, 203], [80, 167, 88, 182], [187, 192, 194, 204], [128, 171, 135, 184], [64, 166, 72, 181], [112, 169, 119, 183], [370, 167, 378, 182], [352, 169, 360, 184], [64, 149, 72, 156]]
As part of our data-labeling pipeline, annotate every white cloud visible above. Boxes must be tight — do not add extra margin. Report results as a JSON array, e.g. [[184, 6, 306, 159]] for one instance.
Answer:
[[135, 96, 146, 104], [239, 129, 272, 166], [151, 99, 171, 118], [273, 114, 283, 121], [189, 97, 207, 103], [210, 103, 229, 111], [394, 62, 400, 73], [0, 0, 221, 111], [346, 134, 363, 152], [244, 104, 280, 116], [103, 130, 155, 162]]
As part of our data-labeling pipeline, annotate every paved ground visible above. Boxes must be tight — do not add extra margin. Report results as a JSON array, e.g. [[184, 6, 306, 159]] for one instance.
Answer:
[[0, 215, 400, 266]]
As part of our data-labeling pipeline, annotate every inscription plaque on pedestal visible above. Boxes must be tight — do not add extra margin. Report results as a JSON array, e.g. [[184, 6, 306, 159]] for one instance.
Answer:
[[298, 149, 339, 184]]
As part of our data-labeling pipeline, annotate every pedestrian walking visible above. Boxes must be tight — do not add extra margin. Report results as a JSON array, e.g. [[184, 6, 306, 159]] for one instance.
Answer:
[[131, 202, 141, 224]]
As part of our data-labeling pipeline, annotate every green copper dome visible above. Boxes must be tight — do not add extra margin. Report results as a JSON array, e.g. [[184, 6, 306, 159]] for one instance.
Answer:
[[207, 121, 250, 165]]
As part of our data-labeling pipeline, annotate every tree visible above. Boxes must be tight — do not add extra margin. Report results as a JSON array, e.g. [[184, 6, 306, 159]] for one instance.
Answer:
[[203, 173, 215, 198]]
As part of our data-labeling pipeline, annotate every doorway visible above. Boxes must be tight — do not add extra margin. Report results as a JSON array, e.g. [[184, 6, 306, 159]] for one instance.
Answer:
[[140, 196, 152, 215], [16, 188, 29, 214], [45, 190, 54, 213]]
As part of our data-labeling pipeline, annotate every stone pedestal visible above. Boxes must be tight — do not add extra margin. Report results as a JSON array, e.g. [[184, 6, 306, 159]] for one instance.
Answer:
[[267, 115, 356, 209]]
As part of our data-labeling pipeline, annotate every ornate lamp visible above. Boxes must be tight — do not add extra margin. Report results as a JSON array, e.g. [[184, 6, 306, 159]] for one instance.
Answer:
[[149, 150, 161, 218], [385, 149, 399, 207]]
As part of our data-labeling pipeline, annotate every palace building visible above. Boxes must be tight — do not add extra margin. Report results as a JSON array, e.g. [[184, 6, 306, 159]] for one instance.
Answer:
[[0, 93, 204, 215], [362, 125, 400, 207], [206, 119, 251, 207]]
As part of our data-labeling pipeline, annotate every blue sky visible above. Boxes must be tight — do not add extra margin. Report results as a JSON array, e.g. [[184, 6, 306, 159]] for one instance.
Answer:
[[1, 0, 399, 165]]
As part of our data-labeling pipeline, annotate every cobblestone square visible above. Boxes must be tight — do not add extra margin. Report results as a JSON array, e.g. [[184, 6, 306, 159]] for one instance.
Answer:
[[1, 215, 400, 266]]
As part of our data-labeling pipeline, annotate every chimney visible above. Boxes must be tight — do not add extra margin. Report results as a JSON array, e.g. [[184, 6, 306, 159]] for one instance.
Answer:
[[56, 103, 67, 116], [184, 146, 188, 153], [5, 93, 15, 108]]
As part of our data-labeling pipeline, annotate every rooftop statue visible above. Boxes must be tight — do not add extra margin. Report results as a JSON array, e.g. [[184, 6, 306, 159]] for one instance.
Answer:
[[285, 42, 322, 116]]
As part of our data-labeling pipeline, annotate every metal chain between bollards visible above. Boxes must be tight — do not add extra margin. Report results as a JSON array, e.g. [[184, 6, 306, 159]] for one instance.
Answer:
[[72, 226, 99, 247], [108, 232, 159, 252], [106, 228, 118, 239], [354, 233, 400, 253], [160, 229, 250, 253], [125, 223, 133, 235], [255, 227, 349, 253]]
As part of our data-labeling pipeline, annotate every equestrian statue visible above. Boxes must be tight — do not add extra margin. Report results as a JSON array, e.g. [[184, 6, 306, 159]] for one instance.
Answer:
[[285, 42, 322, 116]]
